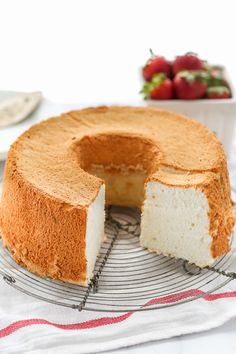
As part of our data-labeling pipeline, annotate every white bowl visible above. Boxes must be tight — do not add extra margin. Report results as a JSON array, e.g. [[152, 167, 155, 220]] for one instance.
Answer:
[[145, 71, 236, 156]]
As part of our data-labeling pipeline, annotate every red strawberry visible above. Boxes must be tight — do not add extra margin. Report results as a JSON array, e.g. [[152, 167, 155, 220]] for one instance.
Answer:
[[143, 50, 172, 81], [141, 73, 173, 99], [207, 86, 231, 99], [150, 79, 173, 99], [173, 53, 204, 76], [173, 71, 208, 99]]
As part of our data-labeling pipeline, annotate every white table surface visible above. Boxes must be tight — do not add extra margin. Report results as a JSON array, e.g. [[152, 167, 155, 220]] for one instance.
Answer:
[[1, 103, 236, 354]]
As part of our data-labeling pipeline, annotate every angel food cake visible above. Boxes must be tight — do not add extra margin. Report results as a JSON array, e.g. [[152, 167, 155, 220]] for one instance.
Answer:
[[0, 106, 235, 285]]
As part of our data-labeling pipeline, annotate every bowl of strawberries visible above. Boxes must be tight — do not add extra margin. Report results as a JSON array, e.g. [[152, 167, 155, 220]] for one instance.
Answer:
[[141, 51, 236, 156]]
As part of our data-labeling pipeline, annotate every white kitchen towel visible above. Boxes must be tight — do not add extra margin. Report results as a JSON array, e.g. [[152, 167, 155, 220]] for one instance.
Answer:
[[1, 157, 236, 354], [0, 262, 236, 354]]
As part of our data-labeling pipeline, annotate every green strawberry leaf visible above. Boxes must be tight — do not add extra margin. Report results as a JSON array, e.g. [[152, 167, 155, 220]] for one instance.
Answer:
[[207, 76, 228, 87], [152, 72, 166, 85], [178, 70, 210, 85], [140, 82, 154, 99], [178, 70, 195, 84], [140, 73, 166, 98]]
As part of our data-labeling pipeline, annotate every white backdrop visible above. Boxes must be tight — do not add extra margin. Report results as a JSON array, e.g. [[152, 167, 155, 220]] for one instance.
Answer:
[[1, 3, 236, 352], [0, 0, 235, 104]]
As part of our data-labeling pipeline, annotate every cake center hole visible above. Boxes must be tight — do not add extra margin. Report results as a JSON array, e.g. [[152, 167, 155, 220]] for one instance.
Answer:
[[74, 133, 162, 207]]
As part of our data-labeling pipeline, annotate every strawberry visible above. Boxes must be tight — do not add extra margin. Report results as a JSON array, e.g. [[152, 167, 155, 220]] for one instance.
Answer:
[[173, 71, 208, 99], [206, 65, 230, 89], [207, 74, 229, 88], [173, 53, 204, 76], [143, 50, 172, 81], [210, 65, 224, 78], [141, 73, 173, 99], [207, 86, 231, 99]]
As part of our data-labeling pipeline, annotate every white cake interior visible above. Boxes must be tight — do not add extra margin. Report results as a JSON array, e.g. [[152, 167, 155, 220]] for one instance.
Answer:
[[86, 184, 105, 281], [140, 181, 215, 267]]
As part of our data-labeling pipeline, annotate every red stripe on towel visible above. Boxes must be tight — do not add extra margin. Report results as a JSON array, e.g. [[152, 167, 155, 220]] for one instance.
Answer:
[[1, 289, 236, 338]]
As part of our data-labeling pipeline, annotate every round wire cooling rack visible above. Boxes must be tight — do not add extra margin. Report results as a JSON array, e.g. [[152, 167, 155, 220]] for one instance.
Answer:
[[0, 205, 236, 313]]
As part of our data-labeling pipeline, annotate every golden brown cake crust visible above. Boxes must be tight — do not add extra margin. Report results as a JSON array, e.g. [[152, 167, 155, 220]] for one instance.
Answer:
[[0, 106, 234, 284], [1, 159, 88, 285]]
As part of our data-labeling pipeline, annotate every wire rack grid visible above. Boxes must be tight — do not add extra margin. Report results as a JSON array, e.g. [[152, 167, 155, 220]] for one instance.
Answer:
[[0, 205, 236, 313]]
